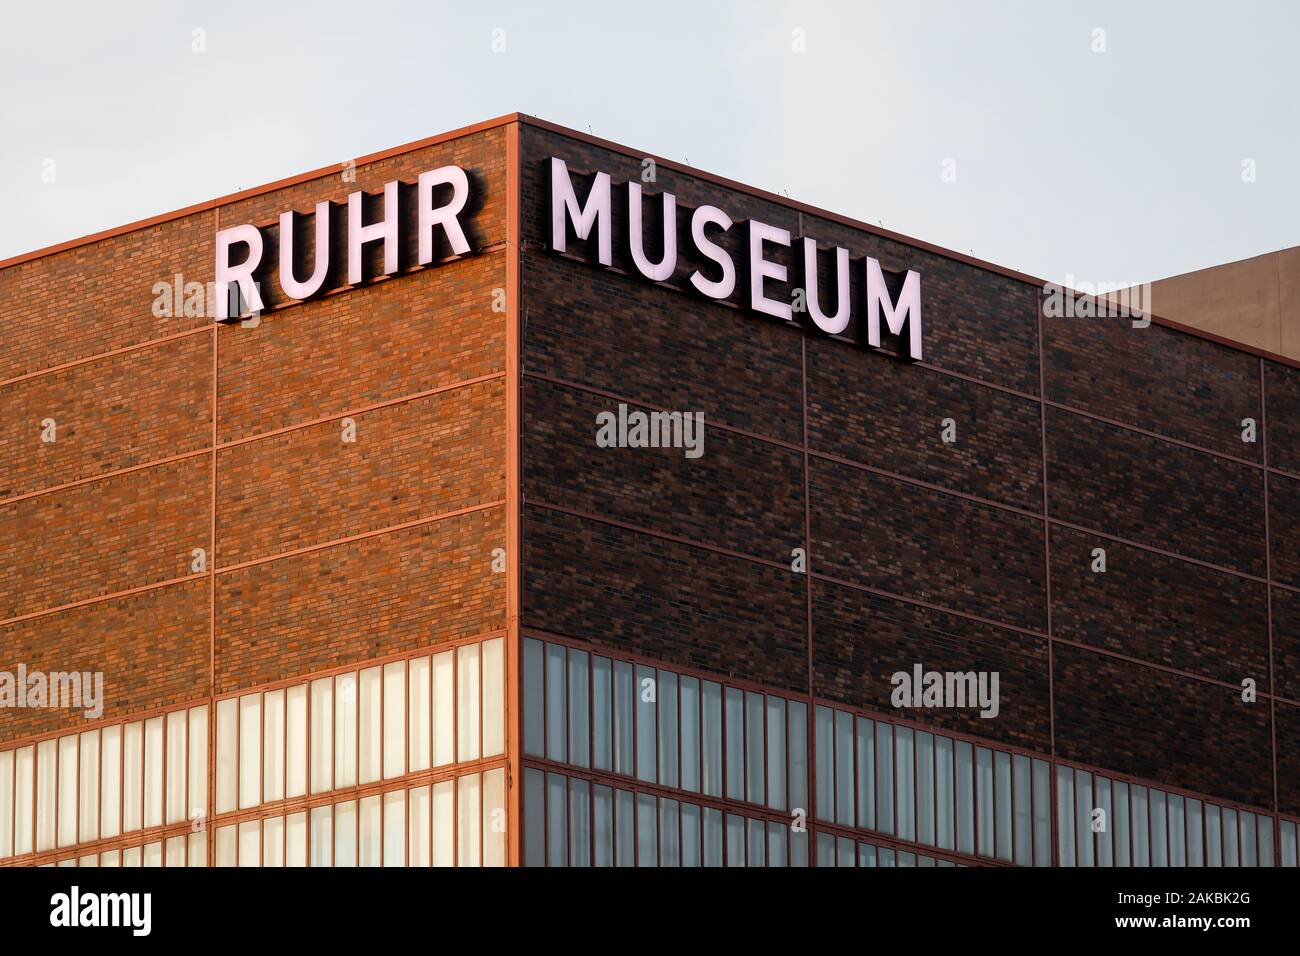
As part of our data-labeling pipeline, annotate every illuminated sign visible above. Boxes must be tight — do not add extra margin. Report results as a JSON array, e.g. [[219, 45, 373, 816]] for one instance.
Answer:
[[548, 156, 923, 360]]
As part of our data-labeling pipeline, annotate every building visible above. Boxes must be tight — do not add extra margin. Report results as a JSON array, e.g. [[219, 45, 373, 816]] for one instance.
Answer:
[[0, 113, 1296, 868]]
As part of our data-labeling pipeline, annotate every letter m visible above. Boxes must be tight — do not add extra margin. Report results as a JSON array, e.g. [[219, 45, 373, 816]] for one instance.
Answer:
[[549, 157, 612, 266], [865, 257, 923, 361]]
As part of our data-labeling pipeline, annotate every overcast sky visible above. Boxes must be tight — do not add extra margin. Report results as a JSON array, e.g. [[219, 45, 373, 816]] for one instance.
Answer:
[[2, 0, 1296, 285]]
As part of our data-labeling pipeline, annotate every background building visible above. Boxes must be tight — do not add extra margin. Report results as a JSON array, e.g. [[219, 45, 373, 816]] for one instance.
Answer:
[[1, 114, 1296, 867]]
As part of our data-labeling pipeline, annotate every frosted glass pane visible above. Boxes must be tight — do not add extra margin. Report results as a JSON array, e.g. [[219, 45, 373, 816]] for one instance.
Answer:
[[383, 790, 405, 866], [483, 638, 505, 757], [263, 691, 284, 803], [458, 773, 481, 866], [458, 644, 482, 762], [237, 696, 259, 811], [143, 718, 164, 828], [484, 767, 506, 867], [568, 649, 591, 769], [215, 825, 236, 867], [286, 812, 307, 867], [383, 662, 406, 779], [262, 816, 283, 867], [165, 711, 186, 825], [167, 834, 186, 868], [57, 735, 77, 847], [99, 730, 120, 840], [408, 657, 431, 773], [334, 799, 357, 867], [679, 676, 700, 792], [0, 750, 12, 857], [238, 820, 259, 867], [766, 696, 786, 812], [432, 652, 455, 767], [286, 686, 307, 799], [124, 725, 144, 834], [432, 780, 454, 867], [215, 699, 237, 814], [310, 678, 333, 795], [358, 668, 379, 785], [143, 841, 163, 868], [408, 785, 431, 867], [189, 833, 207, 867], [310, 805, 332, 867], [34, 741, 56, 852]]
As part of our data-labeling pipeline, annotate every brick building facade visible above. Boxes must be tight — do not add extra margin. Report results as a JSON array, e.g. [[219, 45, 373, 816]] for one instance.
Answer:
[[1, 114, 1296, 867]]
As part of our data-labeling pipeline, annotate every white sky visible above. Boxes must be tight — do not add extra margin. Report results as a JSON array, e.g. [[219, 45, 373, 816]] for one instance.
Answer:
[[2, 0, 1296, 285]]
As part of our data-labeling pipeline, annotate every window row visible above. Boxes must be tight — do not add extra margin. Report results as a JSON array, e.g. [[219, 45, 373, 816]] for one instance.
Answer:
[[814, 704, 1052, 865], [1056, 766, 1295, 867], [215, 637, 504, 814], [0, 705, 208, 859], [523, 639, 808, 813], [213, 768, 506, 867], [523, 767, 811, 867], [40, 835, 206, 868], [814, 832, 967, 867]]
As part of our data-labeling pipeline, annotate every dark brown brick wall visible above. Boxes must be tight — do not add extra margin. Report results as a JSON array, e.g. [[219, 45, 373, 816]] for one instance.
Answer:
[[1265, 360, 1300, 474], [1268, 472, 1300, 588]]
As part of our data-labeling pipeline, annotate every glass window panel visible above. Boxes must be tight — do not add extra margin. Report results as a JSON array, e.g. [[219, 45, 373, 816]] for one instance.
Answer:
[[568, 649, 591, 769], [360, 795, 382, 867], [593, 657, 613, 772], [214, 701, 236, 815], [383, 790, 405, 866], [594, 784, 614, 867], [725, 813, 744, 867], [261, 816, 283, 868], [458, 645, 482, 764], [100, 850, 120, 867], [1032, 759, 1051, 866], [99, 731, 119, 841], [614, 662, 634, 778], [787, 700, 808, 816], [935, 735, 954, 851], [56, 735, 77, 848], [1282, 820, 1297, 866], [0, 750, 12, 858], [1169, 794, 1186, 867], [409, 784, 431, 867], [12, 748, 32, 856], [235, 820, 259, 867], [747, 817, 765, 867], [1221, 807, 1239, 867], [703, 807, 723, 867], [482, 638, 505, 758], [215, 825, 236, 867], [745, 691, 764, 806], [1131, 786, 1150, 866], [1095, 776, 1113, 867], [1186, 798, 1204, 867], [569, 778, 591, 867], [836, 710, 855, 828], [859, 843, 877, 867], [1206, 804, 1223, 867], [286, 685, 307, 799], [457, 773, 482, 867], [310, 678, 333, 795], [1012, 753, 1032, 865], [877, 723, 896, 837], [407, 657, 431, 774], [546, 772, 567, 867], [383, 661, 406, 779], [878, 847, 896, 867], [334, 799, 357, 867], [896, 727, 916, 842], [837, 836, 855, 867], [701, 680, 722, 797], [615, 788, 634, 867], [523, 639, 544, 758], [993, 749, 1012, 862], [1114, 781, 1131, 867], [1258, 814, 1273, 868], [484, 767, 506, 867], [165, 713, 186, 826], [766, 696, 787, 812], [432, 651, 455, 768], [1056, 766, 1076, 866], [636, 665, 658, 784], [660, 798, 681, 867], [975, 746, 993, 859], [143, 717, 164, 830], [917, 731, 936, 847], [237, 696, 260, 811], [263, 691, 285, 804], [1077, 771, 1096, 867], [309, 805, 331, 867], [285, 812, 306, 867], [637, 792, 658, 866], [1239, 810, 1257, 867], [724, 688, 743, 800], [767, 821, 787, 867], [545, 643, 566, 764], [524, 768, 545, 867], [680, 675, 700, 793], [897, 849, 916, 867], [681, 801, 702, 867], [358, 667, 380, 785], [814, 706, 834, 822], [121, 724, 142, 834], [815, 831, 835, 867], [1149, 789, 1167, 867], [659, 671, 679, 789]]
